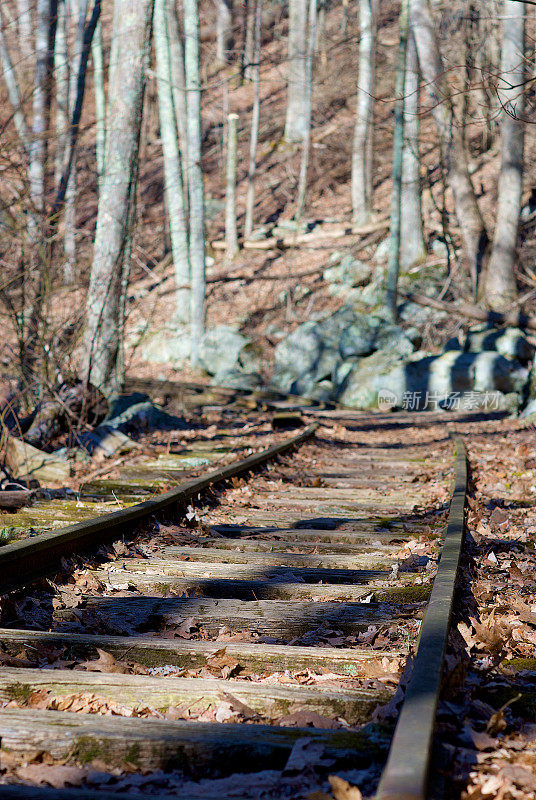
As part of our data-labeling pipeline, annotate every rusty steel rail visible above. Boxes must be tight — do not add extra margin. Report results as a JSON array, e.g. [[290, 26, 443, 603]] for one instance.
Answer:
[[0, 424, 317, 595], [376, 436, 468, 800]]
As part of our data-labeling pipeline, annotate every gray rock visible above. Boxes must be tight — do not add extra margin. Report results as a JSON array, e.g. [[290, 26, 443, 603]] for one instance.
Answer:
[[239, 342, 263, 373], [339, 318, 414, 359], [105, 393, 187, 433], [77, 427, 139, 457], [274, 321, 322, 382], [205, 195, 225, 221], [430, 239, 449, 259], [521, 397, 536, 417], [444, 336, 463, 351], [139, 325, 191, 366], [337, 350, 528, 410], [463, 326, 534, 363], [373, 238, 390, 263], [336, 350, 407, 409], [323, 254, 371, 287], [212, 370, 262, 390], [306, 380, 335, 402], [199, 326, 250, 375]]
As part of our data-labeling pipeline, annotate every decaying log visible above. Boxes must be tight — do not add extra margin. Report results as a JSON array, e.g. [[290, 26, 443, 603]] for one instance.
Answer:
[[0, 490, 33, 510], [211, 218, 389, 251], [24, 382, 107, 451], [401, 291, 536, 332]]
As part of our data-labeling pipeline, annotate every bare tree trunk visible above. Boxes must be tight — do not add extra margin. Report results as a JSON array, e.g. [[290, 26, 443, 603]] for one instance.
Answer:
[[215, 0, 233, 63], [351, 0, 376, 225], [294, 0, 317, 222], [242, 0, 255, 80], [225, 112, 239, 259], [29, 0, 54, 221], [54, 0, 70, 187], [82, 0, 154, 393], [166, 0, 189, 207], [400, 30, 425, 268], [410, 0, 487, 295], [484, 0, 525, 311], [244, 0, 262, 239], [154, 0, 190, 320], [17, 0, 33, 65], [284, 0, 307, 143], [0, 8, 30, 154], [53, 0, 100, 212], [385, 0, 409, 320], [62, 0, 89, 284], [91, 19, 106, 190], [184, 0, 206, 366]]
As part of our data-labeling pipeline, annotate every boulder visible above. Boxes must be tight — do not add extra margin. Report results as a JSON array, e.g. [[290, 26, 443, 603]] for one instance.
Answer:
[[5, 436, 71, 484], [212, 370, 262, 390], [104, 393, 186, 433], [339, 318, 414, 359], [323, 254, 371, 287], [199, 326, 251, 376], [463, 326, 534, 363], [273, 307, 415, 393], [373, 238, 390, 263], [337, 350, 528, 410], [139, 324, 191, 366], [336, 350, 407, 409], [76, 427, 139, 457]]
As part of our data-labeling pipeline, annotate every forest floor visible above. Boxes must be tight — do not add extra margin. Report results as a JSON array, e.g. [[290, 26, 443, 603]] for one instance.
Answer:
[[3, 1, 535, 384]]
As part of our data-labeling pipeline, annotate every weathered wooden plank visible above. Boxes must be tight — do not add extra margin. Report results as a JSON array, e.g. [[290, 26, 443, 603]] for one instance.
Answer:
[[58, 596, 418, 638], [0, 628, 398, 672], [0, 708, 390, 772], [0, 667, 391, 724], [209, 525, 417, 542], [185, 537, 397, 555], [91, 570, 430, 602], [114, 558, 391, 583], [0, 426, 317, 595], [164, 547, 394, 569]]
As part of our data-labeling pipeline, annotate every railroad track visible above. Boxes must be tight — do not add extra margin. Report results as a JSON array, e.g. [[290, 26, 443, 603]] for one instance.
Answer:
[[0, 406, 467, 799]]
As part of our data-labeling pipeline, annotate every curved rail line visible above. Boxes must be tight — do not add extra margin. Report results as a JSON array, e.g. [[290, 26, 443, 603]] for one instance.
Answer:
[[0, 421, 467, 799], [0, 424, 317, 595]]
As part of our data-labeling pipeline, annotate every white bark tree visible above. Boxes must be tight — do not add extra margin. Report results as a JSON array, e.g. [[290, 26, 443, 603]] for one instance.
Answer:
[[0, 7, 30, 154], [284, 0, 307, 142], [385, 0, 409, 320], [294, 0, 317, 221], [215, 0, 234, 63], [29, 0, 54, 222], [154, 0, 190, 319], [17, 0, 33, 66], [82, 0, 154, 392], [244, 0, 262, 239], [410, 0, 487, 294], [54, 0, 70, 187], [63, 0, 90, 283], [184, 0, 206, 366], [484, 0, 526, 311], [351, 0, 377, 225], [166, 0, 189, 204], [225, 112, 239, 259], [400, 30, 425, 268], [91, 18, 106, 189]]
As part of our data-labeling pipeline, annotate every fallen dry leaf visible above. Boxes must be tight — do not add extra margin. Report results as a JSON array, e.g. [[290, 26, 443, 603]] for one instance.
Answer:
[[78, 648, 131, 674], [278, 710, 340, 729], [328, 775, 363, 800], [16, 764, 87, 788]]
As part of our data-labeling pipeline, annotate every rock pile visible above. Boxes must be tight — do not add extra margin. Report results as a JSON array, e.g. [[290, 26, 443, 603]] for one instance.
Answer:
[[270, 309, 534, 412]]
